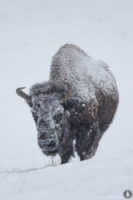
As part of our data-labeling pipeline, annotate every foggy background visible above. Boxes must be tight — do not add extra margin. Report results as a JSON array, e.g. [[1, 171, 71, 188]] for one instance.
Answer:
[[0, 0, 133, 199]]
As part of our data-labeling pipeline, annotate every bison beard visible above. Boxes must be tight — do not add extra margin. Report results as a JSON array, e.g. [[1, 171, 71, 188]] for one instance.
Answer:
[[16, 44, 119, 164]]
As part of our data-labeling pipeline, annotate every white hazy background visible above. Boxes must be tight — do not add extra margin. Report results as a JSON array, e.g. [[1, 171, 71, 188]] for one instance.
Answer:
[[0, 0, 133, 199]]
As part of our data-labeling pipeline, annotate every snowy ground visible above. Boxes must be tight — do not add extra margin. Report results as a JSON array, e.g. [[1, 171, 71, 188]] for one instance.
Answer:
[[0, 0, 133, 199]]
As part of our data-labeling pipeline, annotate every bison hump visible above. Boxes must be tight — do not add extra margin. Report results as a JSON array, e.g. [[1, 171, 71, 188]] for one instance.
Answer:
[[50, 44, 118, 103]]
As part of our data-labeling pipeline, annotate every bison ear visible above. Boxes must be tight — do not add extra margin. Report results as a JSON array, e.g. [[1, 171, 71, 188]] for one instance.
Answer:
[[32, 112, 38, 124], [26, 100, 33, 107], [61, 82, 72, 103]]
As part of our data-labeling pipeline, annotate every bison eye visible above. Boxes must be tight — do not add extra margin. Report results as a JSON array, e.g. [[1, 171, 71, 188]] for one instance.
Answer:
[[38, 120, 46, 126], [36, 103, 41, 108], [53, 113, 63, 122]]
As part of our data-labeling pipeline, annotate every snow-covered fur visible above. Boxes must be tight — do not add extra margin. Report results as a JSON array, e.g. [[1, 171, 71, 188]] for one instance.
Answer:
[[29, 44, 119, 164]]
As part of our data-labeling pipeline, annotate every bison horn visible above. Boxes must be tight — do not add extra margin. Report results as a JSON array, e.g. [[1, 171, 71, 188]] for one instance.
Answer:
[[16, 87, 31, 102], [62, 82, 72, 103]]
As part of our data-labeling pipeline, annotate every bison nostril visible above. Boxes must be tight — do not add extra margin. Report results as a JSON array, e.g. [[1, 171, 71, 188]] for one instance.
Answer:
[[48, 140, 56, 148]]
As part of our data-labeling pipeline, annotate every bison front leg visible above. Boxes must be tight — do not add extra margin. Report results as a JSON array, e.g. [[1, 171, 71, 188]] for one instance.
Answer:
[[60, 140, 74, 164], [75, 122, 101, 161], [59, 130, 74, 164]]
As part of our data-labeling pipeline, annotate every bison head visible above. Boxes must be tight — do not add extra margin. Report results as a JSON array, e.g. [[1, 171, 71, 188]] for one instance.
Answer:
[[16, 81, 72, 156]]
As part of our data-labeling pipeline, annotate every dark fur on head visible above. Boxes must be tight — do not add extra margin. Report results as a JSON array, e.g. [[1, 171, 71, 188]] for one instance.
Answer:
[[29, 81, 73, 159]]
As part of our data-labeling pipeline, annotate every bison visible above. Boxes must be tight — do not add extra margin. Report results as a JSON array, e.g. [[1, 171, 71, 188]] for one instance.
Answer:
[[16, 44, 119, 164]]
